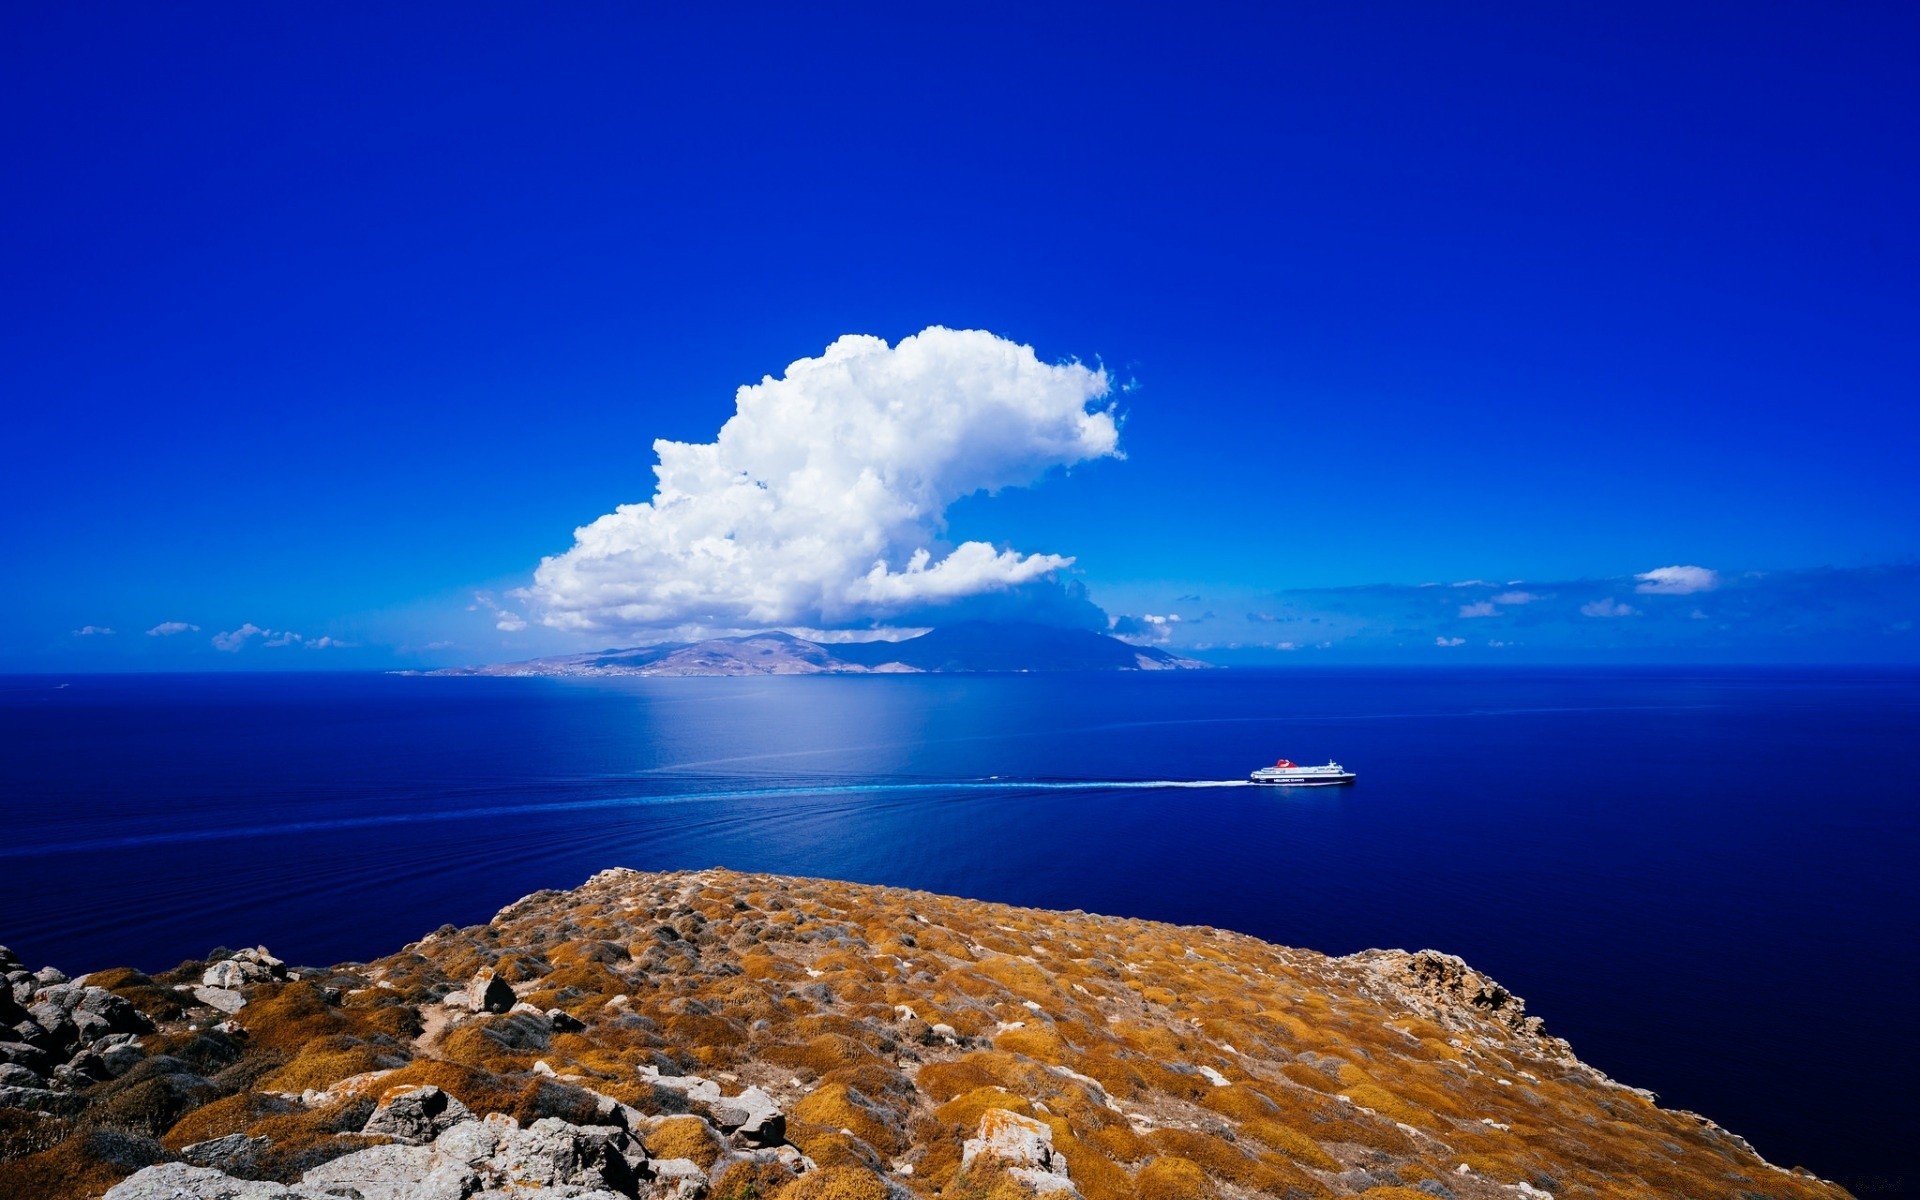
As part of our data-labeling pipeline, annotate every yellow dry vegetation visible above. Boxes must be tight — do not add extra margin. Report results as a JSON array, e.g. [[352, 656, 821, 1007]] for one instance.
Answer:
[[0, 866, 1861, 1200]]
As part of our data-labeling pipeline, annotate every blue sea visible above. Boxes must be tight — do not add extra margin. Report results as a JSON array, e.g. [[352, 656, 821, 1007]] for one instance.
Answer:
[[3, 668, 1915, 1197]]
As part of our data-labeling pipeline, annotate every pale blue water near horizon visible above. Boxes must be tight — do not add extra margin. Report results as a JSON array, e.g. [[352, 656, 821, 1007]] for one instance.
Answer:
[[3, 667, 1916, 1197]]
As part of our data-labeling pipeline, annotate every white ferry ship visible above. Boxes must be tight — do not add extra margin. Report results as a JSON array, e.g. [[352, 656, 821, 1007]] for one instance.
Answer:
[[1249, 757, 1356, 786]]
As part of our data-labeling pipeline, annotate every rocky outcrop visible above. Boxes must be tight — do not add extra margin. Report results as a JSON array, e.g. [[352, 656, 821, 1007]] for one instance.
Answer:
[[960, 1108, 1079, 1195], [1343, 948, 1562, 1046], [1, 876, 1855, 1200]]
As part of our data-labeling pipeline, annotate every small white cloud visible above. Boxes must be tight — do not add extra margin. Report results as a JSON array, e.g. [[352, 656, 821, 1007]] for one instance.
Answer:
[[1450, 579, 1494, 588], [1111, 612, 1182, 642], [1488, 640, 1510, 647], [472, 590, 529, 633], [213, 624, 311, 651], [1580, 598, 1638, 618], [306, 636, 350, 649], [1635, 565, 1719, 595], [72, 625, 115, 636], [1491, 591, 1539, 605], [1435, 636, 1466, 647], [1458, 601, 1498, 618], [213, 624, 266, 651], [146, 621, 200, 637]]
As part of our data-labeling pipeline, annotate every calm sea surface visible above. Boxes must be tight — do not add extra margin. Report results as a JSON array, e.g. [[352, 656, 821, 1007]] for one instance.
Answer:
[[3, 668, 1915, 1196]]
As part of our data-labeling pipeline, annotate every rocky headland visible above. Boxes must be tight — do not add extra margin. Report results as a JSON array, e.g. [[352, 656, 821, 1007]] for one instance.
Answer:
[[0, 869, 1847, 1199]]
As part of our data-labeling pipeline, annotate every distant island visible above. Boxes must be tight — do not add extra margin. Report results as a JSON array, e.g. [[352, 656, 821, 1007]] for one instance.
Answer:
[[424, 621, 1208, 677]]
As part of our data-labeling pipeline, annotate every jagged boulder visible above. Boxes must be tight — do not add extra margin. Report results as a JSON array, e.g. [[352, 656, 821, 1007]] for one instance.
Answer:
[[959, 1108, 1080, 1197], [471, 967, 517, 1014], [361, 1083, 473, 1144], [709, 1085, 784, 1147]]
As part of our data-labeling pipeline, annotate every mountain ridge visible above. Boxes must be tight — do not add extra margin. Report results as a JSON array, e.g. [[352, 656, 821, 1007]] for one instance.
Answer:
[[427, 621, 1208, 677]]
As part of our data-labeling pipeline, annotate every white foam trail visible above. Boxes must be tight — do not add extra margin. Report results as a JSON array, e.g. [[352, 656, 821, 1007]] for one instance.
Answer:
[[4, 779, 1254, 858]]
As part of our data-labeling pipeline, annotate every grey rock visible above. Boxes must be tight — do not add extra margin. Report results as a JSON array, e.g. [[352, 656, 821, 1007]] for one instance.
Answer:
[[79, 985, 153, 1033], [361, 1084, 473, 1144], [0, 1062, 43, 1088], [0, 1040, 51, 1072], [299, 1142, 469, 1200], [55, 1050, 113, 1085], [101, 1041, 148, 1077], [183, 1133, 272, 1174], [649, 1157, 709, 1198], [34, 966, 70, 986], [201, 948, 287, 991], [431, 1116, 504, 1166], [27, 1001, 76, 1048], [104, 1162, 305, 1199], [0, 1083, 82, 1113], [0, 946, 20, 972], [472, 969, 516, 1014], [194, 986, 248, 1015], [547, 1008, 587, 1033], [709, 1085, 784, 1147]]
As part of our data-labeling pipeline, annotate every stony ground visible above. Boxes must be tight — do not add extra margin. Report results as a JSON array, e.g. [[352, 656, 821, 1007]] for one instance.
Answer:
[[0, 867, 1851, 1199]]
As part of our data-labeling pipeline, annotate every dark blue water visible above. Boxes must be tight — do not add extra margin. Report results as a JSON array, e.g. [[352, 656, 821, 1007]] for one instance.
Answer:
[[3, 668, 1915, 1196]]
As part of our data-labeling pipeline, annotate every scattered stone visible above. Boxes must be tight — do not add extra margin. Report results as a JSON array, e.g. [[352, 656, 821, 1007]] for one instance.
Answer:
[[200, 948, 287, 991], [547, 1007, 586, 1033]]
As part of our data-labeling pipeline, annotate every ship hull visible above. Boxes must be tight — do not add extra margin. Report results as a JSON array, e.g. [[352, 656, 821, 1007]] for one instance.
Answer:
[[1249, 773, 1355, 786]]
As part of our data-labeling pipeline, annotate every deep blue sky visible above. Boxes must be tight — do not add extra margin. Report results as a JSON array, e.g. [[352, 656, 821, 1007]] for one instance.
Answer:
[[6, 3, 1916, 668]]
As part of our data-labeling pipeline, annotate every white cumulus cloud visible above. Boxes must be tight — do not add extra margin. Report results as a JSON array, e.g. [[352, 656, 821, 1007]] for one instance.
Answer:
[[1435, 636, 1466, 647], [528, 327, 1120, 636], [1491, 591, 1539, 605], [147, 621, 200, 637], [213, 624, 317, 651], [1458, 601, 1498, 618], [72, 625, 115, 636], [1635, 565, 1719, 595], [1580, 598, 1638, 618]]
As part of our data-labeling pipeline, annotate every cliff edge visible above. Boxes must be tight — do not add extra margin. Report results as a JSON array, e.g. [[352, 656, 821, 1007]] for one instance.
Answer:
[[0, 869, 1848, 1199]]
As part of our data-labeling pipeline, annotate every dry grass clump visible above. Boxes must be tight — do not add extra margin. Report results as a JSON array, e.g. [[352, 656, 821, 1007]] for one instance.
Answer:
[[774, 1163, 891, 1200], [712, 1156, 799, 1200], [83, 967, 192, 1022], [1132, 1154, 1211, 1200], [643, 1114, 724, 1167], [258, 1042, 393, 1092], [1144, 1127, 1328, 1196], [0, 1128, 168, 1198], [931, 1085, 1033, 1129], [790, 1083, 906, 1158]]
